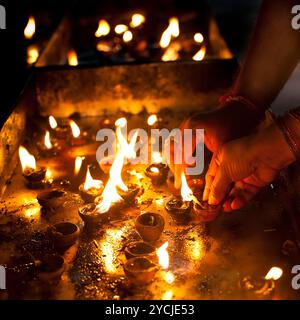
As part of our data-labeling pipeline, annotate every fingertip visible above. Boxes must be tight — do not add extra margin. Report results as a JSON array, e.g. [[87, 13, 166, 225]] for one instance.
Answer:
[[231, 196, 246, 210]]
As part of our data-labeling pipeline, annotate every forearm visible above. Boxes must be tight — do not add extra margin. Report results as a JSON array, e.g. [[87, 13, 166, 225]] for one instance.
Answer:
[[234, 0, 300, 109]]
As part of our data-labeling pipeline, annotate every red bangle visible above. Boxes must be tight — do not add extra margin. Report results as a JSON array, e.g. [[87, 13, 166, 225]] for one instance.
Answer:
[[219, 93, 264, 117]]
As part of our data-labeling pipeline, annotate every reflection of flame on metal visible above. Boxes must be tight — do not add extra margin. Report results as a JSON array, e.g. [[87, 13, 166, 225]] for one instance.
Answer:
[[49, 115, 58, 129], [157, 241, 169, 269], [95, 19, 110, 37], [24, 16, 36, 39], [83, 167, 103, 191], [186, 230, 203, 262], [193, 46, 206, 61], [181, 172, 193, 202], [265, 267, 283, 281], [19, 146, 36, 172], [162, 289, 174, 300], [27, 45, 39, 65], [74, 156, 85, 175], [130, 13, 146, 28]]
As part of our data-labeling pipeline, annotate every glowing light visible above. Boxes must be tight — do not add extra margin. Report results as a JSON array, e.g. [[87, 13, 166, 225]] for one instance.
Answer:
[[115, 24, 128, 34], [265, 267, 283, 281], [83, 167, 103, 191], [24, 16, 36, 39], [123, 30, 133, 42], [45, 168, 54, 184], [150, 167, 160, 173], [157, 241, 169, 269], [115, 117, 127, 128], [152, 151, 163, 164], [159, 17, 180, 48], [44, 131, 52, 149], [193, 46, 206, 61], [147, 114, 158, 126], [127, 170, 144, 180], [27, 45, 39, 65], [19, 146, 36, 172], [194, 33, 204, 44], [130, 14, 146, 28], [95, 19, 110, 37], [69, 120, 80, 138], [180, 172, 193, 202], [164, 271, 175, 284], [96, 42, 113, 52], [162, 290, 173, 300], [49, 115, 58, 129], [162, 42, 180, 61], [67, 50, 78, 66], [74, 156, 85, 175]]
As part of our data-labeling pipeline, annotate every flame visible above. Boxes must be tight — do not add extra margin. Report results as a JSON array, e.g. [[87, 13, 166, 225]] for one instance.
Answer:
[[193, 46, 206, 61], [69, 120, 80, 138], [74, 156, 85, 175], [162, 42, 180, 61], [123, 30, 133, 42], [150, 167, 160, 173], [19, 146, 36, 172], [115, 24, 128, 34], [27, 45, 39, 65], [194, 33, 204, 44], [147, 114, 158, 126], [116, 126, 138, 160], [160, 17, 180, 48], [24, 16, 36, 39], [83, 167, 103, 191], [49, 115, 58, 129], [96, 42, 113, 53], [157, 241, 169, 269], [45, 168, 54, 184], [44, 131, 52, 149], [265, 267, 283, 281], [162, 290, 173, 300], [95, 19, 110, 37], [127, 169, 144, 180], [115, 117, 127, 128], [152, 151, 163, 164], [164, 271, 175, 284], [181, 172, 193, 202], [68, 50, 78, 66], [130, 14, 146, 28]]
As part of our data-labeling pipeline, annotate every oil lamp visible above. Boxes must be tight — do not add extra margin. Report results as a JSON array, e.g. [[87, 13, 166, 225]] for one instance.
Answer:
[[19, 146, 46, 188], [48, 222, 80, 250], [123, 257, 159, 285], [124, 241, 157, 261], [117, 183, 142, 203], [68, 120, 87, 146], [37, 131, 60, 157], [135, 212, 165, 242], [145, 152, 169, 186], [37, 189, 67, 212], [79, 166, 104, 203], [192, 200, 221, 222], [78, 203, 110, 230], [37, 254, 65, 284], [165, 172, 193, 224], [48, 115, 70, 140]]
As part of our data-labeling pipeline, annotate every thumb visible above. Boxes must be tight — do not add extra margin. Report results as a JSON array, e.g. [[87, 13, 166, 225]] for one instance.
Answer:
[[208, 167, 232, 205]]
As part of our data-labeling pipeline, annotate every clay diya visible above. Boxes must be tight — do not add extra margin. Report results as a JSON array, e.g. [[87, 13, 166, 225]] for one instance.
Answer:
[[48, 222, 80, 250], [23, 167, 47, 189], [193, 200, 221, 222], [145, 163, 169, 186], [117, 183, 142, 203], [37, 189, 67, 212], [135, 212, 165, 242], [123, 257, 159, 285], [37, 254, 65, 284], [78, 203, 110, 229], [165, 196, 192, 224], [124, 241, 157, 262]]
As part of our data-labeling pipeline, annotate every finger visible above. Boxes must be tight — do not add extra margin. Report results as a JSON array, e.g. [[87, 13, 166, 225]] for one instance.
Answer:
[[208, 167, 232, 205], [203, 154, 219, 201]]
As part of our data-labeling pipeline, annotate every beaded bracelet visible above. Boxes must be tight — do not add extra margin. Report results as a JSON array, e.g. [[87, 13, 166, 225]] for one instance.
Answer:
[[276, 116, 300, 159]]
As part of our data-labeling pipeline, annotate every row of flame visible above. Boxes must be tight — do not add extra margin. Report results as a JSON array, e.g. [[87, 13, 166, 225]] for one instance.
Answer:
[[24, 13, 206, 65]]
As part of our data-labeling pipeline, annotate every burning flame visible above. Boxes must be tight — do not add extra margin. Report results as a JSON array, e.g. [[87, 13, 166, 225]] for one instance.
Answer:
[[116, 127, 138, 160], [24, 16, 36, 39], [162, 42, 180, 61], [152, 151, 163, 164], [44, 131, 52, 149], [193, 46, 206, 61], [96, 42, 113, 53], [130, 13, 146, 28], [49, 115, 58, 129], [164, 271, 175, 284], [83, 167, 103, 191], [45, 168, 54, 184], [95, 19, 110, 37], [74, 156, 85, 175], [265, 267, 283, 281], [19, 146, 36, 172], [159, 17, 180, 48], [69, 120, 80, 138], [147, 114, 158, 126], [27, 45, 39, 65], [68, 50, 78, 66], [123, 30, 133, 42], [115, 24, 128, 34], [194, 33, 204, 44], [157, 241, 169, 269], [115, 117, 127, 128], [162, 290, 173, 300], [150, 167, 160, 173], [181, 172, 193, 202]]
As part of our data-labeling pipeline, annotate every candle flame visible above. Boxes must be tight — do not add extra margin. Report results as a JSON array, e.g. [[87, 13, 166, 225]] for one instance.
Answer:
[[24, 16, 36, 39], [95, 19, 110, 37], [27, 45, 39, 65], [83, 167, 103, 191], [123, 30, 133, 42], [147, 114, 158, 126], [265, 267, 283, 281], [193, 46, 206, 61], [19, 146, 36, 172], [74, 156, 85, 175], [115, 24, 128, 34], [181, 172, 193, 202], [159, 17, 179, 48], [49, 115, 58, 129], [44, 131, 52, 149], [68, 50, 78, 66], [194, 33, 204, 44], [150, 167, 160, 173], [157, 241, 169, 269], [130, 14, 146, 28], [69, 120, 81, 138]]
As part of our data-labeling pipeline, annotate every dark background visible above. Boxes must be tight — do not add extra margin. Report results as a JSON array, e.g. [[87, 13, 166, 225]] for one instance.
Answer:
[[0, 0, 261, 126]]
